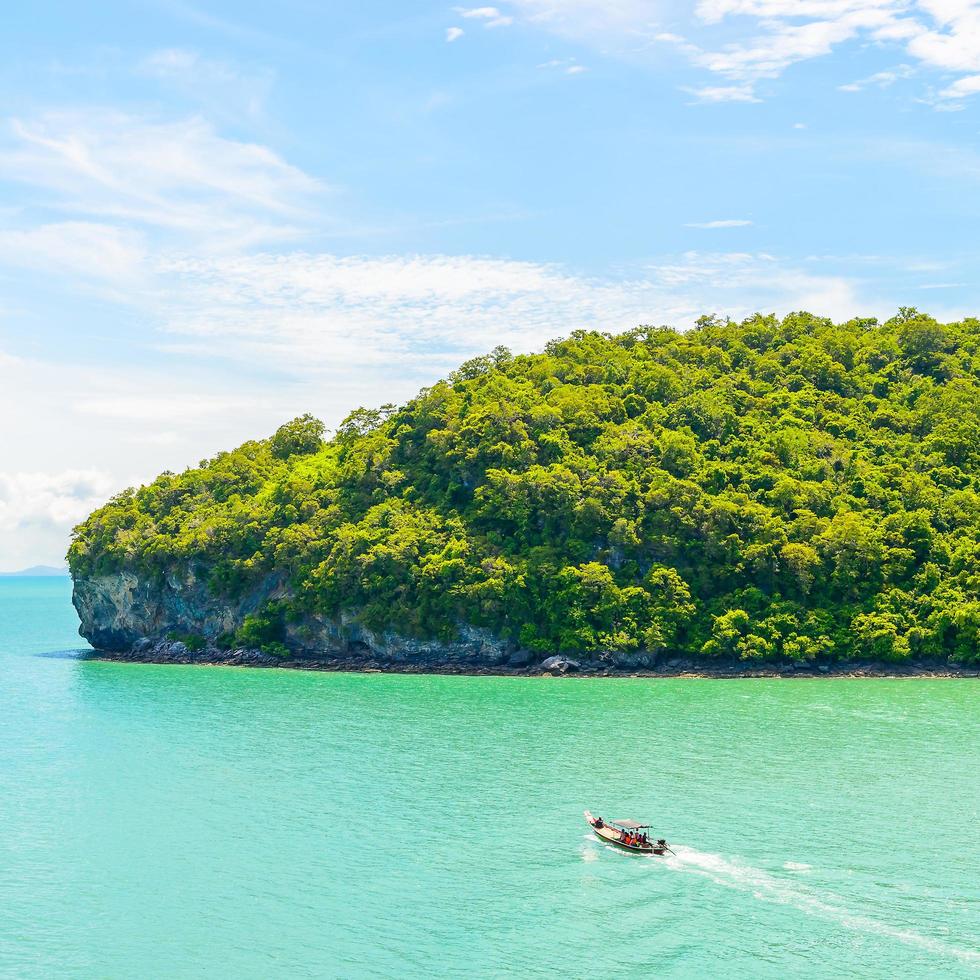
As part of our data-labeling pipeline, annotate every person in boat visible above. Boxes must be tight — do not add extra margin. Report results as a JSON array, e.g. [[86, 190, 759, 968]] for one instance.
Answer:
[[594, 816, 604, 829]]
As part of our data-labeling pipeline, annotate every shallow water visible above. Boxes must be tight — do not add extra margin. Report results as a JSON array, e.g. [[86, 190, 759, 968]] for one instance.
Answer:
[[1, 577, 977, 978]]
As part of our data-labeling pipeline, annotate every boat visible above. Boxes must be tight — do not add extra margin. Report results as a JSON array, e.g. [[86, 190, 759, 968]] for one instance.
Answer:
[[584, 810, 672, 855]]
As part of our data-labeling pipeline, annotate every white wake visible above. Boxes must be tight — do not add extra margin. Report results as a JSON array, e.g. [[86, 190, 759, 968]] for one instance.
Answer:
[[658, 844, 980, 967]]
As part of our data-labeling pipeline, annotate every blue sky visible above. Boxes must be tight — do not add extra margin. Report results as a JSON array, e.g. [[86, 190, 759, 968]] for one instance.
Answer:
[[2, 0, 980, 568]]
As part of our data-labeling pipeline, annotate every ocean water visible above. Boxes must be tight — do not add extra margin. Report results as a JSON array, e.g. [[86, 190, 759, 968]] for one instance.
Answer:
[[0, 577, 977, 979]]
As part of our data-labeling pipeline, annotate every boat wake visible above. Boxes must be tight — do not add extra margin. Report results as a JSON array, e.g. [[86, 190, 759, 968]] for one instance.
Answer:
[[659, 845, 980, 967]]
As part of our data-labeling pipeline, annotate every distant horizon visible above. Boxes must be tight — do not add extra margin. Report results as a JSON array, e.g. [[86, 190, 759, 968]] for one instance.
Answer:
[[0, 564, 69, 577]]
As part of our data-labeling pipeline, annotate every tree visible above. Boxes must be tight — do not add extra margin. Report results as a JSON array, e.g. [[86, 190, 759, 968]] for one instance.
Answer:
[[270, 415, 325, 459]]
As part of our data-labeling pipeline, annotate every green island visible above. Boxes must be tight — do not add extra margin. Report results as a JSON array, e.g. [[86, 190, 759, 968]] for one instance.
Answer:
[[69, 309, 980, 669]]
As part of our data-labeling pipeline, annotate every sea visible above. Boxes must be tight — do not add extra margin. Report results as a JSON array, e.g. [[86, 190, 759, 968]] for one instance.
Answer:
[[0, 576, 977, 978]]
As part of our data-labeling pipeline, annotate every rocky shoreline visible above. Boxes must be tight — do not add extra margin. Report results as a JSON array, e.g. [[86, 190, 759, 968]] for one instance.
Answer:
[[71, 571, 978, 679], [82, 639, 978, 679]]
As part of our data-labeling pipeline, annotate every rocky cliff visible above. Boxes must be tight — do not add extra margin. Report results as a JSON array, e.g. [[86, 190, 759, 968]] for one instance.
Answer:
[[72, 568, 529, 670], [71, 568, 975, 676]]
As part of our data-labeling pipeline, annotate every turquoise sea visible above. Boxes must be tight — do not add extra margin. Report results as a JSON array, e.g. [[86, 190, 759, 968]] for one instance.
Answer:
[[0, 577, 977, 978]]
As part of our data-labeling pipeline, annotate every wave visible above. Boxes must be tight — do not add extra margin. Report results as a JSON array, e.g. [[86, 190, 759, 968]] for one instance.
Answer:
[[660, 845, 980, 967]]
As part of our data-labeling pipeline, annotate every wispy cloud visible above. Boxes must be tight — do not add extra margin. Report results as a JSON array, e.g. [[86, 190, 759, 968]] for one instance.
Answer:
[[138, 48, 275, 120], [839, 64, 913, 92], [142, 249, 871, 385], [509, 0, 661, 41], [683, 84, 761, 103], [0, 222, 147, 286], [510, 0, 980, 105], [685, 219, 753, 228], [0, 111, 321, 248], [537, 57, 588, 74], [155, 0, 283, 47], [456, 6, 514, 27], [446, 26, 465, 42]]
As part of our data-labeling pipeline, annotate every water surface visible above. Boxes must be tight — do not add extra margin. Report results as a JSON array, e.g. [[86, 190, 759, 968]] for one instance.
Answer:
[[1, 578, 977, 977]]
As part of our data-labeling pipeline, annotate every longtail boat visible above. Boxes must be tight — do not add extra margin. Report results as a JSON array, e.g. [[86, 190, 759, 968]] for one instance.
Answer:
[[584, 810, 672, 855]]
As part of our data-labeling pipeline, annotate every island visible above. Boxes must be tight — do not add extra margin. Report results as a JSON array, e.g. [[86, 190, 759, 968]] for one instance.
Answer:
[[68, 310, 979, 675]]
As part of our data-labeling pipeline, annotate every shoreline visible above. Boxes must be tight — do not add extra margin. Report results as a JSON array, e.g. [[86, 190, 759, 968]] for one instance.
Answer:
[[82, 647, 979, 679]]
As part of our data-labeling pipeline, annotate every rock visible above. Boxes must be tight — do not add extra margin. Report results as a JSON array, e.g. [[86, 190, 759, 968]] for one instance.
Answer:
[[72, 567, 513, 670], [539, 655, 580, 673]]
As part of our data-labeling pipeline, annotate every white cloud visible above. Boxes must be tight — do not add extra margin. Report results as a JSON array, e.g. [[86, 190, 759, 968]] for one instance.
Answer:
[[0, 346, 311, 565], [684, 84, 761, 102], [0, 469, 117, 532], [685, 219, 753, 228], [74, 393, 266, 421], [689, 2, 980, 103], [0, 111, 321, 247], [937, 72, 980, 98], [456, 6, 514, 26], [510, 0, 980, 104], [139, 249, 870, 383], [0, 468, 120, 568], [0, 222, 147, 286], [907, 0, 980, 74], [839, 64, 913, 91], [537, 57, 588, 73], [446, 26, 465, 41], [509, 0, 662, 40]]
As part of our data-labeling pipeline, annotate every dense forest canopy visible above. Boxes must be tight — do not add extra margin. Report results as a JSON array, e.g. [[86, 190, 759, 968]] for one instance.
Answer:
[[69, 310, 980, 664]]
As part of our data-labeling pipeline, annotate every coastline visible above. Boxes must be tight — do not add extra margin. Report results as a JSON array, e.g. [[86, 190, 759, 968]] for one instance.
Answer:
[[81, 645, 979, 679]]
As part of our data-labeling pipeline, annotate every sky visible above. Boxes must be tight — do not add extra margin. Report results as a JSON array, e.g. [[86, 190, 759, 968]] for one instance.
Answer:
[[2, 0, 980, 569]]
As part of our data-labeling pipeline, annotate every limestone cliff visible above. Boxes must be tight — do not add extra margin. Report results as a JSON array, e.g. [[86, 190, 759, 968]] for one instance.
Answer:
[[71, 568, 525, 669]]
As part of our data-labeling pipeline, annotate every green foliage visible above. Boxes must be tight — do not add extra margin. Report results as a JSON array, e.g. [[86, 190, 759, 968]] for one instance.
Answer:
[[270, 414, 325, 459], [234, 602, 290, 655], [68, 312, 980, 664]]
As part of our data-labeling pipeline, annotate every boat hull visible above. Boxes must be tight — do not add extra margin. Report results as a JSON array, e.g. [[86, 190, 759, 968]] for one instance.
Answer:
[[584, 811, 666, 855]]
